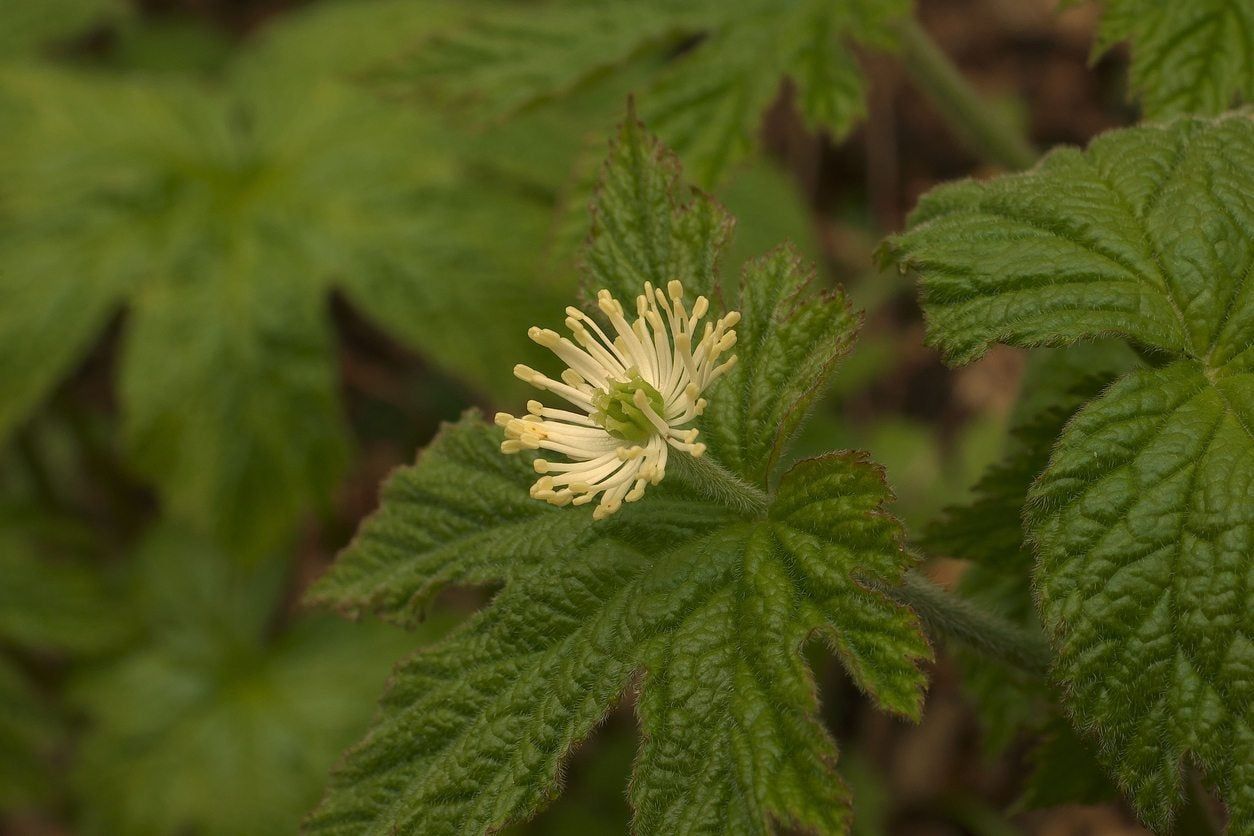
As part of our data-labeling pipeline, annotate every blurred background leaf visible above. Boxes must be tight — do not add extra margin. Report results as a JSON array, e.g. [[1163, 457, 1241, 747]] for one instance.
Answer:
[[0, 0, 129, 61], [0, 655, 62, 810], [68, 524, 422, 836], [383, 0, 910, 186], [0, 0, 1177, 832]]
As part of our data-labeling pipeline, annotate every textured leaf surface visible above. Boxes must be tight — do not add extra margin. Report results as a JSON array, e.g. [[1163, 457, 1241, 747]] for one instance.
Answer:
[[70, 526, 412, 836], [305, 417, 601, 626], [1081, 0, 1254, 118], [307, 420, 927, 834], [0, 58, 562, 553], [884, 112, 1254, 367], [886, 112, 1254, 828], [396, 0, 908, 185], [706, 247, 860, 486], [583, 110, 734, 302], [310, 113, 923, 834], [1029, 361, 1253, 828]]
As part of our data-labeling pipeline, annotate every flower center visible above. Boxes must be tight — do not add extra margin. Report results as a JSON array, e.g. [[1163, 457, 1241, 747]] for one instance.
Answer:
[[592, 372, 665, 442]]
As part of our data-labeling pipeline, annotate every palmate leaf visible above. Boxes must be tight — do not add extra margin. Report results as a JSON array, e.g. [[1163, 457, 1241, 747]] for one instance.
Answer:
[[1074, 0, 1254, 119], [706, 247, 860, 486], [396, 0, 909, 185], [0, 54, 560, 555], [307, 419, 928, 836], [883, 111, 1254, 830], [69, 525, 415, 836], [307, 114, 929, 834]]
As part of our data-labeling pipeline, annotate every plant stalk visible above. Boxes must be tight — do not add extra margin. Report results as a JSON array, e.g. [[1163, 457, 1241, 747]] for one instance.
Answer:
[[671, 455, 1049, 676], [887, 569, 1052, 675], [670, 452, 770, 517], [895, 17, 1038, 171]]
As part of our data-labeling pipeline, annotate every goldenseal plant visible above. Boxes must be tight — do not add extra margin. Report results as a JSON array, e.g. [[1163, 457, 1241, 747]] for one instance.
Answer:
[[884, 111, 1253, 832], [496, 281, 739, 518], [303, 112, 979, 835]]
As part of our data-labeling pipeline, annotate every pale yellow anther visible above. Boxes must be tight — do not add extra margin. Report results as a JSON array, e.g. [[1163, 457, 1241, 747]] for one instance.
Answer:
[[499, 281, 738, 519], [528, 326, 561, 347]]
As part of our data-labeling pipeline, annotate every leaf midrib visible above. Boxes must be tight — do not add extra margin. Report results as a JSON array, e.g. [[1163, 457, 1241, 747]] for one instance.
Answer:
[[367, 529, 746, 834]]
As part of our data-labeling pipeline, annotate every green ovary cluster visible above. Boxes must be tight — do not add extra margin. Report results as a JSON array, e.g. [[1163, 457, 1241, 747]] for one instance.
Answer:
[[592, 372, 665, 443]]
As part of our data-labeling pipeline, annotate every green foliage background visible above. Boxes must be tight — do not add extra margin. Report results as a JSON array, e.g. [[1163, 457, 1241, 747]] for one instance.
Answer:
[[0, 0, 1249, 834]]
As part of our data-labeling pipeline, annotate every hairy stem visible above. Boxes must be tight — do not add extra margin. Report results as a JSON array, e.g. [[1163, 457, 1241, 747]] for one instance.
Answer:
[[895, 18, 1037, 171], [671, 453, 1048, 674], [670, 453, 770, 517], [887, 569, 1052, 675]]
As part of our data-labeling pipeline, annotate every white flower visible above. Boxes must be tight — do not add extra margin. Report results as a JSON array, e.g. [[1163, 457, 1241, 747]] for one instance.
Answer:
[[496, 280, 739, 520]]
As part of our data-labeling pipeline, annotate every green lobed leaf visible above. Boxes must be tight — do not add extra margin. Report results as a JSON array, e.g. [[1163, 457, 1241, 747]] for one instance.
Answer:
[[885, 112, 1254, 829], [705, 246, 860, 486], [583, 108, 735, 303], [406, 1, 704, 120], [1076, 0, 1254, 119], [308, 109, 926, 833], [884, 112, 1254, 367], [306, 419, 928, 835], [1029, 360, 1253, 829], [639, 0, 904, 186], [70, 525, 415, 836], [0, 50, 565, 554], [305, 415, 603, 626], [393, 0, 909, 186]]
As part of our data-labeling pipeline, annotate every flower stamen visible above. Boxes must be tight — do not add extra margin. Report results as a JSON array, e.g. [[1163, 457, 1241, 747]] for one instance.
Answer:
[[498, 281, 738, 519]]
